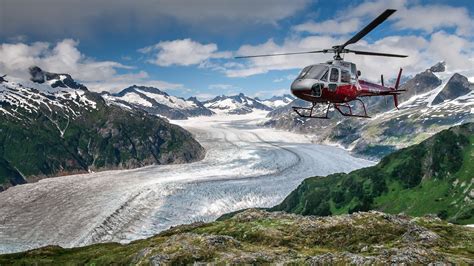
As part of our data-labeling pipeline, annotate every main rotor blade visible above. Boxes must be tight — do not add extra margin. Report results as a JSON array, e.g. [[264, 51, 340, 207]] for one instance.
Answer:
[[348, 49, 407, 58], [235, 50, 326, 59], [341, 9, 396, 49]]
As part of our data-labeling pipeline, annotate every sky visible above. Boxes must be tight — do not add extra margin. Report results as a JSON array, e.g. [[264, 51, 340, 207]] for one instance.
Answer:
[[0, 0, 473, 100]]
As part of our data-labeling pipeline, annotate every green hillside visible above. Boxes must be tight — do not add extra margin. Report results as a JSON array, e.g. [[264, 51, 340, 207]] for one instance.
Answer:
[[273, 123, 474, 224]]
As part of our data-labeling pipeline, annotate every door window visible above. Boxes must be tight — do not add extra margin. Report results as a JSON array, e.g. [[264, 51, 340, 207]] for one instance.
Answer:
[[330, 68, 339, 82], [341, 70, 351, 83]]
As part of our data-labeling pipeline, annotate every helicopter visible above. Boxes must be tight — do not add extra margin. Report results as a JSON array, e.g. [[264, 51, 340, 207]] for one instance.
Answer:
[[236, 9, 407, 119]]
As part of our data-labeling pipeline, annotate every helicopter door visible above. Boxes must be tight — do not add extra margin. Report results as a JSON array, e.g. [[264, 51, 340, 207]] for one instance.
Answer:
[[328, 68, 339, 92]]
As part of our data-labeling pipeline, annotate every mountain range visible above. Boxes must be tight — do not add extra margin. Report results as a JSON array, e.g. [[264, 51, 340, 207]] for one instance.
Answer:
[[203, 93, 274, 114], [0, 67, 205, 191], [104, 88, 293, 118], [102, 86, 214, 119]]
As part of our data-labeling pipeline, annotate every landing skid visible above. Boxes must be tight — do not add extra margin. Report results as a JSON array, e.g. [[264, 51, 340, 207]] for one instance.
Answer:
[[292, 103, 330, 119], [334, 99, 371, 118], [292, 99, 371, 119]]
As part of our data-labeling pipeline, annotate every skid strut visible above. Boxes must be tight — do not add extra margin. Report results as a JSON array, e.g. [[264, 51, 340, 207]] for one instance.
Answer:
[[292, 99, 371, 119], [292, 102, 330, 119], [333, 99, 370, 118]]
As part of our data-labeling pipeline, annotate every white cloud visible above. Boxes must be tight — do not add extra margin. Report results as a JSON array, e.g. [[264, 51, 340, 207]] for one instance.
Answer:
[[252, 88, 288, 99], [293, 0, 474, 37], [140, 39, 231, 67], [293, 18, 361, 35], [348, 0, 474, 37], [348, 0, 406, 18], [86, 71, 183, 93], [208, 84, 240, 90], [0, 39, 182, 93], [273, 74, 296, 82], [393, 5, 474, 36]]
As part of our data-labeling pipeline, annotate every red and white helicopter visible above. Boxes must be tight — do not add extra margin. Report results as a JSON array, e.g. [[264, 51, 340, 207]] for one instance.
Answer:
[[237, 9, 407, 119]]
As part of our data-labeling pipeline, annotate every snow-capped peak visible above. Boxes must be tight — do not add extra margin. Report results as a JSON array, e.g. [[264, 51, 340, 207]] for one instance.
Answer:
[[103, 85, 214, 119], [204, 93, 272, 114], [0, 69, 97, 119], [108, 85, 201, 110], [256, 94, 295, 108], [29, 66, 87, 91]]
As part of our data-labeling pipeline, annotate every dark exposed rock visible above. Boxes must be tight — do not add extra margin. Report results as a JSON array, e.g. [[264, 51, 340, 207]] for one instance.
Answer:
[[29, 66, 87, 90], [398, 69, 442, 102], [430, 61, 446, 72], [432, 73, 471, 105], [29, 66, 45, 83]]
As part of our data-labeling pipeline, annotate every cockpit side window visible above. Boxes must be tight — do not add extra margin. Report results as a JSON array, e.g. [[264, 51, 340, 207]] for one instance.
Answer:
[[330, 68, 339, 82], [341, 70, 351, 83]]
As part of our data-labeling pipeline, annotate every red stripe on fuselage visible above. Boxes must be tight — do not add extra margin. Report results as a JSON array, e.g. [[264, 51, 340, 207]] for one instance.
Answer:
[[358, 80, 394, 96], [292, 83, 359, 103]]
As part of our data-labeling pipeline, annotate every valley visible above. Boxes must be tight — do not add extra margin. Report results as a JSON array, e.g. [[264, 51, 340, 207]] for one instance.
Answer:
[[0, 111, 373, 254]]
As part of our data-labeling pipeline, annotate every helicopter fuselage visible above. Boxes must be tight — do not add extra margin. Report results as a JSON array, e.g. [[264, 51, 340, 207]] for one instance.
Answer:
[[289, 60, 404, 118], [291, 60, 399, 104]]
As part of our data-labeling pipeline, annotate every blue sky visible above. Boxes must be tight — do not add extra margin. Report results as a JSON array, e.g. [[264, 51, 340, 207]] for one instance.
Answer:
[[0, 0, 473, 100]]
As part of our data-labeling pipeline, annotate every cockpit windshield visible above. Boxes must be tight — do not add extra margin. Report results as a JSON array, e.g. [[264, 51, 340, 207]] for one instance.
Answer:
[[297, 65, 329, 80]]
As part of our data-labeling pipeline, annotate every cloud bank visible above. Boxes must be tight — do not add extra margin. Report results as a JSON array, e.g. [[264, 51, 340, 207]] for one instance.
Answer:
[[0, 39, 182, 92]]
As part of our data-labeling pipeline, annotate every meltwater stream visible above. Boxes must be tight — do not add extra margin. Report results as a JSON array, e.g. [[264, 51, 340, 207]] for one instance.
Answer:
[[0, 112, 374, 254]]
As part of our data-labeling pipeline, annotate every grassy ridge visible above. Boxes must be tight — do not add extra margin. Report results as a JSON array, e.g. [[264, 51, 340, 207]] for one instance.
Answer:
[[0, 209, 472, 264], [273, 123, 474, 224]]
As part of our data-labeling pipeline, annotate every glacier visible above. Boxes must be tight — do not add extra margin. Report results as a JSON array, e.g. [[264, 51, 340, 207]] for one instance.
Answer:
[[0, 112, 374, 254]]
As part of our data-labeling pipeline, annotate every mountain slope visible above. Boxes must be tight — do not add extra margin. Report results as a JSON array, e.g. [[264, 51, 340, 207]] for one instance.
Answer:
[[1, 209, 472, 264], [0, 67, 205, 191], [272, 123, 474, 224], [204, 93, 272, 114], [102, 85, 214, 119]]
